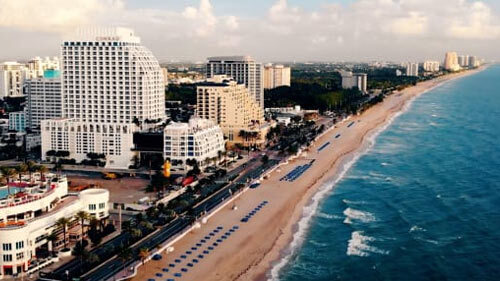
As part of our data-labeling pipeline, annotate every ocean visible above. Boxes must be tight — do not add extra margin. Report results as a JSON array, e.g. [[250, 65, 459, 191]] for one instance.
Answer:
[[274, 65, 500, 281]]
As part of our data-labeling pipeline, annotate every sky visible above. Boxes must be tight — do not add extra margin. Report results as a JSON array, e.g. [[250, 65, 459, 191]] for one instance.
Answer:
[[0, 0, 499, 62]]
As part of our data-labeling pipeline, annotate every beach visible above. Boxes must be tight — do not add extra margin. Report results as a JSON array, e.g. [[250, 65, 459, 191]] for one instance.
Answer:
[[130, 68, 485, 281]]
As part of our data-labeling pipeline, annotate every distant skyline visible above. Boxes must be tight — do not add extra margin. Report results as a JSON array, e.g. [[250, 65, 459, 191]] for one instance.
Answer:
[[0, 0, 499, 62]]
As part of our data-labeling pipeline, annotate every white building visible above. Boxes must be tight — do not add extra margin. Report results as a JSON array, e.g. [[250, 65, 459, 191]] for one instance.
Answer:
[[263, 64, 291, 89], [206, 56, 264, 108], [444, 52, 461, 71], [41, 27, 165, 169], [423, 61, 440, 72], [405, 63, 419, 77], [340, 71, 368, 93], [26, 75, 62, 130], [8, 111, 26, 132], [164, 118, 225, 166], [0, 62, 26, 99], [0, 173, 109, 277], [469, 56, 480, 68]]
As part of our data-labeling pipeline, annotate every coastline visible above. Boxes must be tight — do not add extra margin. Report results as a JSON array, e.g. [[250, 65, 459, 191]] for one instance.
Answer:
[[130, 66, 487, 281]]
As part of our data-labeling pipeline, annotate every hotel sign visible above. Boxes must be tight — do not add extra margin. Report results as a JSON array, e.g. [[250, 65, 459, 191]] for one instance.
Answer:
[[96, 36, 120, 41]]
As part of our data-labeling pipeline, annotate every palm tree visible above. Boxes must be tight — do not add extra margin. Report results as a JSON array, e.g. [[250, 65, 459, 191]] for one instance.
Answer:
[[117, 244, 132, 275], [46, 232, 58, 256], [56, 217, 71, 249], [37, 165, 49, 182], [15, 163, 28, 183], [139, 247, 149, 265], [0, 167, 16, 198], [26, 160, 37, 182], [89, 217, 100, 232], [74, 211, 90, 244]]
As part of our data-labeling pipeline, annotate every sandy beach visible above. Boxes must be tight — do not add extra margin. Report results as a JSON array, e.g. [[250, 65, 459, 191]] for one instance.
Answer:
[[130, 68, 485, 281]]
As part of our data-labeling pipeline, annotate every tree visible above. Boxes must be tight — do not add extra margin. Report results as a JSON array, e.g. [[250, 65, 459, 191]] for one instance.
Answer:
[[261, 155, 269, 164], [26, 160, 37, 182], [56, 217, 71, 249], [37, 165, 49, 181], [139, 247, 149, 265], [15, 163, 28, 183], [117, 244, 133, 274], [46, 232, 58, 256], [0, 167, 16, 198], [74, 211, 90, 245]]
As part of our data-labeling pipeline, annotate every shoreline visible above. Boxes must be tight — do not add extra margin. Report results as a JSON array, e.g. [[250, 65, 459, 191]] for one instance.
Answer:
[[255, 66, 489, 281], [130, 66, 487, 281]]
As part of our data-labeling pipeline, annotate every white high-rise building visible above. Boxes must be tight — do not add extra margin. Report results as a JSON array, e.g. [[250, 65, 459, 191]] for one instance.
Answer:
[[405, 63, 419, 77], [423, 61, 440, 72], [469, 56, 479, 68], [26, 75, 62, 130], [263, 64, 291, 89], [0, 62, 26, 98], [41, 27, 165, 168], [340, 71, 368, 93], [164, 118, 225, 166], [444, 52, 461, 71], [206, 56, 264, 108]]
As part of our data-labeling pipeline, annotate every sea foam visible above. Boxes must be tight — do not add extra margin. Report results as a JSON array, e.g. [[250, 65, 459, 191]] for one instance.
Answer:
[[267, 95, 419, 280]]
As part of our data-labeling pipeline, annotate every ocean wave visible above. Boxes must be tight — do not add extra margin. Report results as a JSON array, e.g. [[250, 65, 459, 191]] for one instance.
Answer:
[[409, 225, 426, 233], [267, 93, 420, 280], [343, 207, 376, 224], [316, 212, 343, 220], [347, 231, 389, 257], [342, 199, 367, 205]]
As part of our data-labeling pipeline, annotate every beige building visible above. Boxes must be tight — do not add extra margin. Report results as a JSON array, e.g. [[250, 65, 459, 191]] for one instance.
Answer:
[[444, 52, 461, 72], [0, 62, 26, 98], [263, 64, 291, 89], [196, 75, 267, 147], [423, 61, 440, 72]]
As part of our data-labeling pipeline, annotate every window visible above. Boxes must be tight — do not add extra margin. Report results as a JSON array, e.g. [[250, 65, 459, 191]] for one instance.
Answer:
[[15, 241, 24, 250], [89, 204, 96, 211], [16, 252, 24, 260], [99, 203, 106, 209], [3, 254, 12, 262], [2, 243, 11, 251]]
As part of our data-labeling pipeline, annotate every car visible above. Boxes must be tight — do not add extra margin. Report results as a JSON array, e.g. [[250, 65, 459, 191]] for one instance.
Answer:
[[152, 254, 162, 260]]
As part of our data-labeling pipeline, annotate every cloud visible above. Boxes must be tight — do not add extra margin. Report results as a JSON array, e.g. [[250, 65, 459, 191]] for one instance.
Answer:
[[0, 0, 123, 33], [447, 2, 500, 39], [225, 16, 240, 31], [182, 0, 218, 37]]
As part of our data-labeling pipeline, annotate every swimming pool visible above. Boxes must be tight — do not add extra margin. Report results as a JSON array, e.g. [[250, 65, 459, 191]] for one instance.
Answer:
[[0, 187, 21, 199]]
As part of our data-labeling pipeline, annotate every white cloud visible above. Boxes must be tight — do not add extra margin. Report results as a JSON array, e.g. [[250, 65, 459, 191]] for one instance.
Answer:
[[225, 16, 240, 31], [0, 0, 123, 33], [182, 0, 217, 37]]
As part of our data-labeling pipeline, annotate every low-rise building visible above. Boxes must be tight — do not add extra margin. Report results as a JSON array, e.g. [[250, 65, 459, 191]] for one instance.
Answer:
[[0, 173, 109, 277], [41, 118, 137, 168], [164, 118, 225, 166]]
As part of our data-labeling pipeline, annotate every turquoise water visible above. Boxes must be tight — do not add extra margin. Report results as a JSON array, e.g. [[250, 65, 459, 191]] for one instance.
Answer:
[[276, 65, 500, 281], [0, 187, 21, 199]]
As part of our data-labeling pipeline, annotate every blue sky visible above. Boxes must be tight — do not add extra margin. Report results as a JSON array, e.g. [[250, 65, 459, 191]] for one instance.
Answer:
[[0, 0, 499, 62]]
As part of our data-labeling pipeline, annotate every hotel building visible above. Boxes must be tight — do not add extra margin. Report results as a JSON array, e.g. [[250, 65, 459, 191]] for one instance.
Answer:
[[340, 71, 368, 93], [196, 75, 266, 146], [41, 27, 165, 169], [26, 72, 62, 130], [206, 56, 264, 108], [0, 173, 109, 277], [164, 118, 225, 166], [423, 61, 440, 72], [405, 63, 419, 77], [263, 64, 291, 89], [444, 52, 461, 72]]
